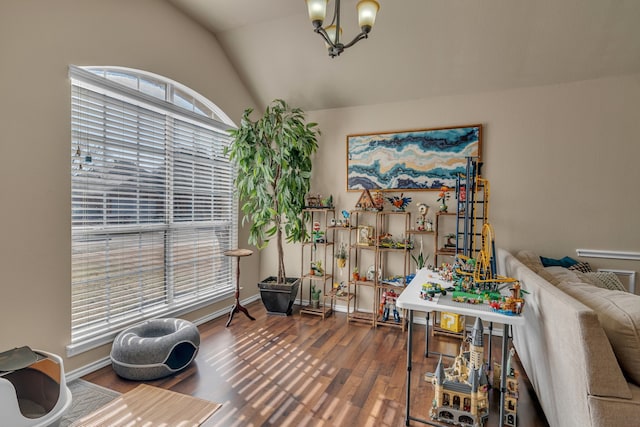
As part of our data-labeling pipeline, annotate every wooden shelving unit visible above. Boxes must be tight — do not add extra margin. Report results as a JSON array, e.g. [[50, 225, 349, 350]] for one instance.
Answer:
[[329, 224, 356, 317], [374, 211, 411, 330], [299, 208, 335, 319], [345, 210, 411, 330], [347, 210, 378, 326]]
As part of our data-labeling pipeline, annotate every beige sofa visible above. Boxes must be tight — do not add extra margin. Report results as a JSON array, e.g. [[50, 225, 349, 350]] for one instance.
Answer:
[[497, 248, 640, 427]]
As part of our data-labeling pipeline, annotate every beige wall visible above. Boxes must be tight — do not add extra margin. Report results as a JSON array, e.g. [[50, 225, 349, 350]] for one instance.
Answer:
[[0, 0, 259, 372], [274, 73, 640, 311]]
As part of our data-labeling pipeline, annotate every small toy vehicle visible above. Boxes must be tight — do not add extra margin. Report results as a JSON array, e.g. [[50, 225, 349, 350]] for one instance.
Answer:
[[420, 282, 447, 300]]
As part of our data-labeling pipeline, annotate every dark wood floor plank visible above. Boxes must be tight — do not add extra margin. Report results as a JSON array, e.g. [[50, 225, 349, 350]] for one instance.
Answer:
[[82, 301, 549, 427]]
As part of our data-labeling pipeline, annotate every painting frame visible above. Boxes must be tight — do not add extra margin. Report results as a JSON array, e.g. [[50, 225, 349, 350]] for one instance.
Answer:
[[346, 124, 483, 191]]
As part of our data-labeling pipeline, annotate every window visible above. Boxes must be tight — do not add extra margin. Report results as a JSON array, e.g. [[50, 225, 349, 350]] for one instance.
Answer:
[[69, 66, 237, 355]]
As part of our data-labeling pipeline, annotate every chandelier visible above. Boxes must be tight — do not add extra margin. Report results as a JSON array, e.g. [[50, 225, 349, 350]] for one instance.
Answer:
[[305, 0, 380, 58]]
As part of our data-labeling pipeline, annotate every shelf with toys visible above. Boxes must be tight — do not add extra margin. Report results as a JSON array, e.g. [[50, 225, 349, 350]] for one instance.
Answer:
[[347, 209, 379, 326], [374, 209, 412, 330], [299, 208, 335, 319], [300, 189, 441, 328], [328, 211, 356, 314]]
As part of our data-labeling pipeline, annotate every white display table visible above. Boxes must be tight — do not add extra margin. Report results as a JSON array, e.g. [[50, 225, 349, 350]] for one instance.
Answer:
[[396, 268, 525, 427]]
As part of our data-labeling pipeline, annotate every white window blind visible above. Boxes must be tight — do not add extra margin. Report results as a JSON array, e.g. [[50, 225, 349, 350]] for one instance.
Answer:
[[70, 66, 237, 353]]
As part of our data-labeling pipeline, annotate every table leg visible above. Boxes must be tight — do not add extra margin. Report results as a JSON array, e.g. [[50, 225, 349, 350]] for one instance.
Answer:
[[499, 324, 509, 427], [425, 312, 430, 358], [488, 321, 493, 370], [406, 309, 414, 426]]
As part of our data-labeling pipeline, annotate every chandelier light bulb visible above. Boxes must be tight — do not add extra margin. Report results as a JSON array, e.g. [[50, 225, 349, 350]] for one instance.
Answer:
[[306, 0, 328, 27], [357, 0, 379, 31]]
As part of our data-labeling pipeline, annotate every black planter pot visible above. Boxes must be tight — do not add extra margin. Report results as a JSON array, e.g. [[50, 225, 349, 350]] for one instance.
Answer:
[[257, 277, 301, 316]]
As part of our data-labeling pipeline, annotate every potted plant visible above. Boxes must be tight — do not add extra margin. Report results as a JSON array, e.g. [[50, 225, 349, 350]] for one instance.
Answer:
[[411, 250, 429, 271], [411, 238, 429, 272], [310, 284, 322, 309], [225, 99, 320, 315], [335, 243, 348, 268], [352, 267, 360, 282]]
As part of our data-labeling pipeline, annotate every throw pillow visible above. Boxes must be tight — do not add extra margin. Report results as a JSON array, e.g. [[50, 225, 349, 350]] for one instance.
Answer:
[[557, 281, 640, 385], [568, 261, 593, 273], [580, 272, 628, 292], [540, 255, 579, 268]]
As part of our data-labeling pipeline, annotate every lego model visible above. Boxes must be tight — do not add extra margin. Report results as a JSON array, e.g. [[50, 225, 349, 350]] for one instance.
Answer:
[[488, 282, 526, 316], [379, 289, 400, 322], [503, 348, 519, 427], [372, 190, 385, 211], [416, 202, 429, 231], [420, 282, 448, 300], [386, 193, 412, 212], [355, 189, 376, 210], [305, 193, 333, 208], [427, 317, 490, 427]]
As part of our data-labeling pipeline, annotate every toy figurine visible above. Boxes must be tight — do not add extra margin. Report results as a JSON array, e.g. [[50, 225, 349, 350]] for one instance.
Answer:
[[311, 260, 324, 276], [416, 203, 429, 231], [379, 290, 400, 322], [372, 190, 385, 211], [425, 218, 434, 232], [341, 210, 350, 227]]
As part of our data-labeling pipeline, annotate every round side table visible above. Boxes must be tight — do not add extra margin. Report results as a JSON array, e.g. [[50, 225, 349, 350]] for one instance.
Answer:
[[224, 248, 256, 327]]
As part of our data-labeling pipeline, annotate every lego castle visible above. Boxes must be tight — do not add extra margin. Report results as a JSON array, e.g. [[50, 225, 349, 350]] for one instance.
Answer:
[[427, 317, 490, 427]]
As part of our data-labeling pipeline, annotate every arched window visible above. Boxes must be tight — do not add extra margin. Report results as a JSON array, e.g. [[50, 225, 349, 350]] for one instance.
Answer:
[[69, 65, 238, 354]]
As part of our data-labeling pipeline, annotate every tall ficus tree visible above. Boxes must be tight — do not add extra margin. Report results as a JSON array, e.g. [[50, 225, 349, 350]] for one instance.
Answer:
[[225, 99, 320, 284]]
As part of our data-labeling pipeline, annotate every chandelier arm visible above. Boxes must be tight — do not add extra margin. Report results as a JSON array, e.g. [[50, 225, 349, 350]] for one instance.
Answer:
[[341, 31, 368, 50], [334, 0, 341, 45], [314, 27, 337, 48]]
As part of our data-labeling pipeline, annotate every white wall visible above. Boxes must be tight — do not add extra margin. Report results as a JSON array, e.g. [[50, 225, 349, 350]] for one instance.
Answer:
[[0, 0, 259, 372], [271, 74, 640, 309]]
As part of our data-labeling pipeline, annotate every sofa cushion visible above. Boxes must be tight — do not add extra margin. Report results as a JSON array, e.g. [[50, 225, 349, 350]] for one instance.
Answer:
[[558, 281, 640, 385], [544, 266, 584, 284], [515, 250, 544, 272]]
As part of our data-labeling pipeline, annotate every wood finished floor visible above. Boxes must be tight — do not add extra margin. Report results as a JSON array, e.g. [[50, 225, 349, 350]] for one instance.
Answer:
[[83, 301, 549, 427]]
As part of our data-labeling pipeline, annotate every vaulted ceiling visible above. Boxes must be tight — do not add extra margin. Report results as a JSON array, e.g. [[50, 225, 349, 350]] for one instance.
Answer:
[[168, 0, 640, 112]]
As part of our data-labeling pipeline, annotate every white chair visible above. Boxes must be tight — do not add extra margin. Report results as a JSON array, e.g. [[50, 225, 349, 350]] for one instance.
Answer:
[[0, 347, 72, 427]]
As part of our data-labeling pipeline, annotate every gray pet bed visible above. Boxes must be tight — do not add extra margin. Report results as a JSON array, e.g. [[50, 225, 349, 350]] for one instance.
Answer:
[[110, 318, 200, 381]]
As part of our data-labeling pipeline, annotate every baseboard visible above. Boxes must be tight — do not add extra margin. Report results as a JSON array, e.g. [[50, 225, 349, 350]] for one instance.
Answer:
[[66, 356, 112, 382]]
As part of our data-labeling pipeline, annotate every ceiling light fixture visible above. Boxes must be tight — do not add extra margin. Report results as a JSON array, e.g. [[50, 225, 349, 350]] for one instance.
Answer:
[[306, 0, 380, 58]]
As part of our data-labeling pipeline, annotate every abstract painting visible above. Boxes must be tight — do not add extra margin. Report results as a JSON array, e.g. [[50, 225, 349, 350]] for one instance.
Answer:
[[346, 124, 482, 191]]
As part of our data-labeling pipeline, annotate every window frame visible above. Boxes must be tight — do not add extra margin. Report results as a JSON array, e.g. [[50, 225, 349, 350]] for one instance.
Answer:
[[67, 65, 238, 357]]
